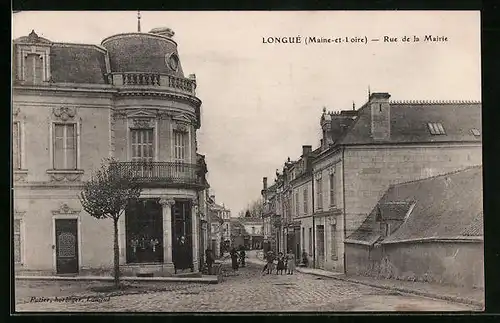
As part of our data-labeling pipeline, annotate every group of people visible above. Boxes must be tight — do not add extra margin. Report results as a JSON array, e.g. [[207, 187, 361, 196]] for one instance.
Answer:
[[261, 249, 296, 275], [229, 246, 246, 271]]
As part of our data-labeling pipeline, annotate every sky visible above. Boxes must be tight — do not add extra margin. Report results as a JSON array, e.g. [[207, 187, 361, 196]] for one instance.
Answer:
[[12, 11, 481, 216]]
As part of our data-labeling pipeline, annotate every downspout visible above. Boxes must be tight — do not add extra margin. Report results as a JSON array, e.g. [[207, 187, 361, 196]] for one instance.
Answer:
[[311, 170, 316, 269], [342, 146, 347, 274]]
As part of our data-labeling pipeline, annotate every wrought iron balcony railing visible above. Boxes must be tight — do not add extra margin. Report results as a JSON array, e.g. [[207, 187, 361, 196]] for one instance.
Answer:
[[111, 161, 205, 188]]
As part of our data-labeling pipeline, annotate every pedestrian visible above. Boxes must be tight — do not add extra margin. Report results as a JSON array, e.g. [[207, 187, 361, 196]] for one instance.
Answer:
[[261, 250, 274, 275], [174, 236, 192, 274], [301, 249, 309, 267], [276, 252, 285, 275], [230, 247, 239, 273], [205, 248, 214, 275], [239, 246, 246, 267], [286, 249, 296, 275]]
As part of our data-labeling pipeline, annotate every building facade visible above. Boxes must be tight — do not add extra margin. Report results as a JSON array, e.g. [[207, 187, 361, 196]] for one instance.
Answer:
[[346, 166, 483, 288], [206, 193, 231, 257], [262, 92, 482, 274], [12, 27, 209, 276]]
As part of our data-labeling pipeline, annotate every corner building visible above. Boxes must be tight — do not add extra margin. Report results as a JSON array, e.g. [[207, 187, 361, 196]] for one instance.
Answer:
[[12, 27, 209, 276]]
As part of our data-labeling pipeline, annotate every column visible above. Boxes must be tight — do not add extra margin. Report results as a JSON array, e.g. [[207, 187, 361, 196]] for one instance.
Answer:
[[191, 203, 199, 271], [159, 198, 175, 265]]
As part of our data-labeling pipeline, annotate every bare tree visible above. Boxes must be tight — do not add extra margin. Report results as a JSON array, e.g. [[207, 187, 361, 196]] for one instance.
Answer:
[[240, 197, 264, 218], [79, 158, 142, 287]]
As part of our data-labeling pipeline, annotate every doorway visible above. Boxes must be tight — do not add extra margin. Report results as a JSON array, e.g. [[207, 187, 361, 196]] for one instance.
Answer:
[[55, 219, 79, 274], [125, 199, 163, 263], [172, 200, 193, 268], [294, 227, 301, 261], [317, 225, 325, 269]]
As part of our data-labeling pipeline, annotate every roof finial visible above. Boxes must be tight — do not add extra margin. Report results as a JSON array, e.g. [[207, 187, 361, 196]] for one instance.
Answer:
[[368, 85, 371, 100], [137, 11, 141, 32], [352, 101, 355, 110]]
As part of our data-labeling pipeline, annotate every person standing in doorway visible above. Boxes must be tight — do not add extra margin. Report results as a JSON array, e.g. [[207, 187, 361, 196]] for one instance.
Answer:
[[286, 249, 296, 274], [174, 236, 191, 274]]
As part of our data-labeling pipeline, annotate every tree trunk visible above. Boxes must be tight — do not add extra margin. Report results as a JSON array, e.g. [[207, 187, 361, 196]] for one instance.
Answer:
[[113, 217, 120, 288]]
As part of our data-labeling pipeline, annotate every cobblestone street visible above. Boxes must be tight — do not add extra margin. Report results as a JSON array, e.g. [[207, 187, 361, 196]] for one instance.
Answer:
[[15, 259, 479, 312]]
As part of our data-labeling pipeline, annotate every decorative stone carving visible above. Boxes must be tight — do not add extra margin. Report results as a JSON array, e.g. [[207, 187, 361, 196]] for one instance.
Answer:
[[13, 172, 27, 182], [48, 172, 83, 182], [52, 202, 80, 215], [159, 198, 176, 206], [14, 210, 26, 217], [13, 107, 20, 117], [132, 118, 153, 129], [53, 107, 76, 121], [175, 123, 188, 132], [28, 30, 40, 43]]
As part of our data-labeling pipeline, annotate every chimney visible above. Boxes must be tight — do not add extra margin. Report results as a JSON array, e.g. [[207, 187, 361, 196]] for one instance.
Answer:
[[263, 177, 268, 191], [369, 92, 391, 140], [149, 27, 175, 38], [302, 145, 312, 157]]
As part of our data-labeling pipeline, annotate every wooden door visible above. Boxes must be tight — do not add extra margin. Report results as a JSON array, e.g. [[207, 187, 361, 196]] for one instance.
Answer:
[[55, 219, 79, 274]]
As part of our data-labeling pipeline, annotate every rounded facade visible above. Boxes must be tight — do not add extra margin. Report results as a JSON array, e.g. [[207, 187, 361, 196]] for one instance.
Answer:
[[101, 32, 184, 77]]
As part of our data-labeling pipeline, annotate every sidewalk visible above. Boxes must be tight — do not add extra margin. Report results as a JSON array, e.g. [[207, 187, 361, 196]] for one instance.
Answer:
[[15, 275, 219, 284], [246, 256, 484, 307]]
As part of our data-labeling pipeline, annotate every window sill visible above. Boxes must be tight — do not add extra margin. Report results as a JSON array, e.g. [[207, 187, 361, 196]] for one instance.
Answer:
[[47, 169, 84, 174], [47, 169, 84, 182]]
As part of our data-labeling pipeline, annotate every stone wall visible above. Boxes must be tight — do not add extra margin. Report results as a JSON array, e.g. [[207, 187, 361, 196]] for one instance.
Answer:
[[345, 242, 484, 289]]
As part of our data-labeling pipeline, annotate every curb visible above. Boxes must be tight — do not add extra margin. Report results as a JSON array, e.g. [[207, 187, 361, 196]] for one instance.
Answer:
[[294, 269, 483, 308], [15, 275, 219, 284]]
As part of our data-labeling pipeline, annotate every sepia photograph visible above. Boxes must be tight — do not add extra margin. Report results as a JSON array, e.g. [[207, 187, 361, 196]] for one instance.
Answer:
[[11, 10, 483, 312]]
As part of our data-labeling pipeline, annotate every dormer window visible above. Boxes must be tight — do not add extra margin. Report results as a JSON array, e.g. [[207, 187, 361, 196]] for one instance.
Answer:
[[15, 31, 51, 84], [427, 122, 446, 135]]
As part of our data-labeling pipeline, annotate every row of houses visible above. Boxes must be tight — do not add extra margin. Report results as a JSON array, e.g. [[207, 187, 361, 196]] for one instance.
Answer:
[[261, 92, 483, 288], [204, 196, 264, 257], [12, 27, 216, 276]]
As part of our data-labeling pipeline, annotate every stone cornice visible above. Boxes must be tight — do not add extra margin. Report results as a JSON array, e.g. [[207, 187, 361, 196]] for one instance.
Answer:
[[12, 84, 202, 107], [115, 90, 201, 107]]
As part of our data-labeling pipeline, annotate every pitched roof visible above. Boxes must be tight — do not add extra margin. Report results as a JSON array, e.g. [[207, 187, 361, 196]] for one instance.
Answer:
[[347, 202, 414, 244], [340, 101, 481, 145], [348, 166, 483, 244], [50, 44, 109, 84]]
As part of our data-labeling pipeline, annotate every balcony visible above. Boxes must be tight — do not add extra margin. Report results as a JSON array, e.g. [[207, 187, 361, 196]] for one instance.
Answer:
[[108, 73, 196, 95], [112, 161, 206, 189]]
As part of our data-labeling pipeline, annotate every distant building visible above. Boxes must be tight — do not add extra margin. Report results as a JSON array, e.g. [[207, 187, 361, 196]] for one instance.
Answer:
[[262, 92, 482, 274], [206, 194, 231, 257], [346, 166, 483, 288], [238, 217, 264, 250]]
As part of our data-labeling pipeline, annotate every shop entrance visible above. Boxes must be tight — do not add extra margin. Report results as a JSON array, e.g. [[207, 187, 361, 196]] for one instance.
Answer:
[[125, 199, 163, 264]]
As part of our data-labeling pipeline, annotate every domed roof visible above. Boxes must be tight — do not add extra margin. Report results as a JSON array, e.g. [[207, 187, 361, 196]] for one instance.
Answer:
[[101, 28, 184, 77]]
